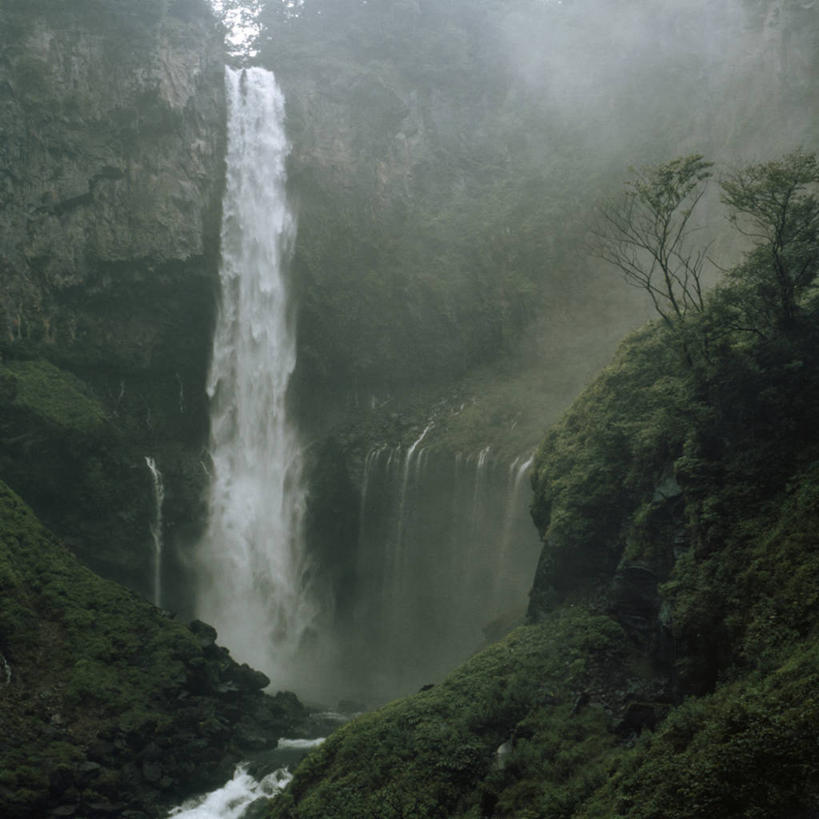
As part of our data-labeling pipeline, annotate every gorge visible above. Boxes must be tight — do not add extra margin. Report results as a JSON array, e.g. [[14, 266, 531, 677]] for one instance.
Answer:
[[1, 0, 819, 817]]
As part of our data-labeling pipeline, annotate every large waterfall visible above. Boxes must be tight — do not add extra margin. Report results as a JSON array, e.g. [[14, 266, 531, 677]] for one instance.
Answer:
[[196, 67, 315, 692]]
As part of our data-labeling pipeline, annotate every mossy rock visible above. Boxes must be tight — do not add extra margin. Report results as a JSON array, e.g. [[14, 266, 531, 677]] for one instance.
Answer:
[[0, 359, 107, 433]]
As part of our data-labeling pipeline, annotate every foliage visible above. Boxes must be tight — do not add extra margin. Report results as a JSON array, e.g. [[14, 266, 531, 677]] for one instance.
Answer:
[[0, 359, 107, 434], [580, 641, 819, 817], [721, 148, 819, 331], [271, 610, 630, 818], [273, 154, 819, 814], [0, 483, 304, 816], [529, 322, 701, 598]]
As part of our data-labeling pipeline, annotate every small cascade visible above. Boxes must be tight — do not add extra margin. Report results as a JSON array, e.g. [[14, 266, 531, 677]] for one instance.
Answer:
[[469, 446, 492, 538], [345, 444, 542, 700], [494, 453, 536, 611], [392, 423, 433, 592], [168, 765, 292, 819], [145, 456, 165, 608], [0, 651, 11, 686]]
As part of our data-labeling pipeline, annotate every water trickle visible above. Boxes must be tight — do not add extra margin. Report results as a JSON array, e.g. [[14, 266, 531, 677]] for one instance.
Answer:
[[0, 652, 11, 686], [145, 456, 165, 608], [196, 67, 313, 691], [494, 453, 535, 609], [394, 424, 433, 565]]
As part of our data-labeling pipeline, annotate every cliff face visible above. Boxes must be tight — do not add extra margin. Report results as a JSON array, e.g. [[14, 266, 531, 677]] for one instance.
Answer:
[[0, 0, 225, 594], [0, 0, 224, 350]]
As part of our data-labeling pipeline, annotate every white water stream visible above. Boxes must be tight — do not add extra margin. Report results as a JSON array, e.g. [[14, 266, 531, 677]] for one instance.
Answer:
[[169, 766, 292, 819], [196, 66, 314, 691], [145, 456, 165, 608]]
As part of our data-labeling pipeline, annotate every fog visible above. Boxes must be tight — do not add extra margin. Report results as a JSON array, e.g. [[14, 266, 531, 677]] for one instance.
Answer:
[[203, 0, 819, 705]]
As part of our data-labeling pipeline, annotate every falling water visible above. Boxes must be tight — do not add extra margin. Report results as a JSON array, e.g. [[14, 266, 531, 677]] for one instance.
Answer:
[[347, 445, 541, 699], [392, 424, 433, 586], [196, 66, 314, 690], [145, 456, 165, 608], [493, 453, 535, 611], [169, 766, 293, 819]]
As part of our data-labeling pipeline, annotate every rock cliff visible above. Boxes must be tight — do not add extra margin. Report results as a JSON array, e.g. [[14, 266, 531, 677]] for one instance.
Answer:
[[0, 0, 225, 595]]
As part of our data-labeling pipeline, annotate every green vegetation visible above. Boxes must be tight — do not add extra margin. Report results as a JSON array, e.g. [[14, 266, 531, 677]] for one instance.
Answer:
[[0, 482, 305, 817], [272, 610, 632, 818], [1, 359, 107, 433], [269, 151, 819, 817]]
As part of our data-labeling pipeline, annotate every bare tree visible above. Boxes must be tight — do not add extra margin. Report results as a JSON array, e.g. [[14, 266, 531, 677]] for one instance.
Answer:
[[591, 155, 713, 330]]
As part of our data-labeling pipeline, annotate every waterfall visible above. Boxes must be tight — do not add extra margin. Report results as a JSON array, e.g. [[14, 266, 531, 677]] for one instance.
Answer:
[[493, 453, 535, 611], [392, 424, 433, 587], [145, 456, 164, 608], [196, 66, 313, 691], [345, 445, 541, 700]]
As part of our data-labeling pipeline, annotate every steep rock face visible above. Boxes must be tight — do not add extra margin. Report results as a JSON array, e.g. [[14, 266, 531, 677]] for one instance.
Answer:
[[259, 0, 819, 414], [0, 0, 224, 348], [0, 0, 225, 595]]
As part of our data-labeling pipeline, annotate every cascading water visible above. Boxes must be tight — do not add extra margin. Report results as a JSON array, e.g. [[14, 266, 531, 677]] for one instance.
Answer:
[[196, 66, 315, 692], [145, 456, 165, 608], [346, 443, 542, 699]]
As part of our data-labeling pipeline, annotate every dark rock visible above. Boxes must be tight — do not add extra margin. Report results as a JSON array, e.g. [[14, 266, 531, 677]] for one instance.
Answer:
[[188, 619, 218, 649], [608, 561, 660, 643], [226, 662, 270, 692], [86, 802, 126, 815], [615, 702, 658, 737], [49, 766, 74, 795]]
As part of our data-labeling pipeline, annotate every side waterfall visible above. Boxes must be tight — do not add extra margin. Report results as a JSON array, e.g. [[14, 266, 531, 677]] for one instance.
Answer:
[[196, 67, 314, 691], [145, 456, 165, 608], [349, 445, 541, 699]]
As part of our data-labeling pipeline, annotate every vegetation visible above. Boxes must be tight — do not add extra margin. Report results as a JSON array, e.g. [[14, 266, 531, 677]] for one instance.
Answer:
[[271, 610, 633, 818], [0, 482, 306, 817], [720, 148, 819, 333], [268, 150, 819, 817]]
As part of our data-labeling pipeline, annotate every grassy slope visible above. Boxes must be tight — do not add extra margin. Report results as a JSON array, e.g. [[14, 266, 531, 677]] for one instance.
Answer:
[[270, 291, 819, 816]]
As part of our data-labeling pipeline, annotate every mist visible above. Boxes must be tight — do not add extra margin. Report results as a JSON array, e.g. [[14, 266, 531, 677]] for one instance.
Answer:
[[200, 0, 819, 705]]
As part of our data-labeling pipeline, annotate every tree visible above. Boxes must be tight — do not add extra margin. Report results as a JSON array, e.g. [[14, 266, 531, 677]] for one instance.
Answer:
[[720, 149, 819, 331], [591, 155, 713, 330]]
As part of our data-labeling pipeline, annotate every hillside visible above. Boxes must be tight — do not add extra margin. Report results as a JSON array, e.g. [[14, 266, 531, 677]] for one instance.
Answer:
[[268, 153, 819, 817], [0, 482, 306, 817]]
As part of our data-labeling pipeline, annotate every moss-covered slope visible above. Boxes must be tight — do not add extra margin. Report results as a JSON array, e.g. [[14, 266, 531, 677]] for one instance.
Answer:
[[268, 270, 819, 816], [0, 482, 306, 818]]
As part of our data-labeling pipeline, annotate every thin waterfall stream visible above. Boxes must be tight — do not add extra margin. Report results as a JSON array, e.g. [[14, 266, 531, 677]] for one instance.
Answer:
[[145, 456, 165, 608]]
